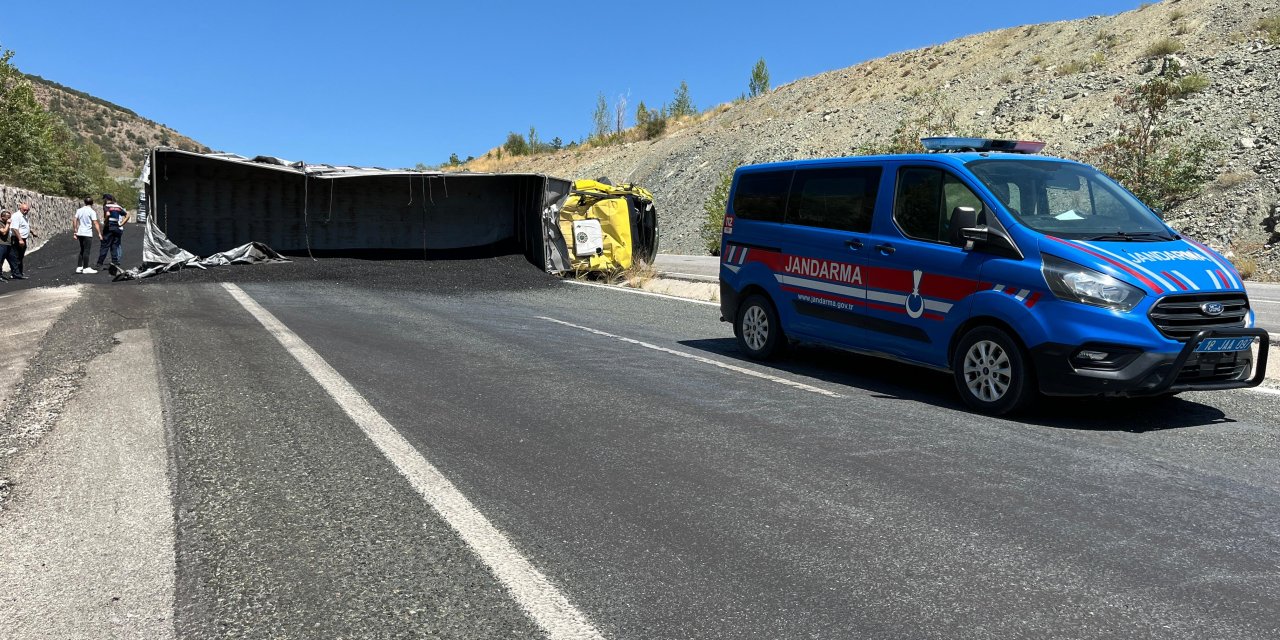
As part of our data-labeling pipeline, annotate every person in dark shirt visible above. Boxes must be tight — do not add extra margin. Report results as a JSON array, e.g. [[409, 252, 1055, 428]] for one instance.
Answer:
[[96, 194, 130, 270], [0, 210, 15, 280]]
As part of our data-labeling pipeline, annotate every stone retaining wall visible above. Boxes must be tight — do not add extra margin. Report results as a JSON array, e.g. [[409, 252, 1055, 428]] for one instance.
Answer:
[[0, 184, 80, 254]]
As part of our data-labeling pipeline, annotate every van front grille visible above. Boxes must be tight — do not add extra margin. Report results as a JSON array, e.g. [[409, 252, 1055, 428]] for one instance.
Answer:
[[1176, 354, 1249, 384], [1148, 293, 1249, 342]]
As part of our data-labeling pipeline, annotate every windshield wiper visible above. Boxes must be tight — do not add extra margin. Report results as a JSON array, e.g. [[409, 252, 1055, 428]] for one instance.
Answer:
[[1085, 231, 1178, 242]]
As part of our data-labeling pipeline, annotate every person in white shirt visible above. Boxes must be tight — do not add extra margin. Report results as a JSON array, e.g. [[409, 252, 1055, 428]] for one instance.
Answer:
[[10, 202, 32, 279], [72, 197, 102, 274]]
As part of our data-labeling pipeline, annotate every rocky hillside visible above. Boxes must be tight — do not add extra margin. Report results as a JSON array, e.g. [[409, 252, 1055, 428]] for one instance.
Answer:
[[27, 75, 208, 178], [487, 0, 1280, 278]]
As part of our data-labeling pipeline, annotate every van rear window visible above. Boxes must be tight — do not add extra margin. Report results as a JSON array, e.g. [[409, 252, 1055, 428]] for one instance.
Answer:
[[786, 167, 881, 232], [732, 171, 792, 222]]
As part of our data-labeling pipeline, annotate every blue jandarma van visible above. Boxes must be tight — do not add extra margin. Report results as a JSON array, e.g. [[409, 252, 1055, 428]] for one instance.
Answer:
[[719, 138, 1269, 414]]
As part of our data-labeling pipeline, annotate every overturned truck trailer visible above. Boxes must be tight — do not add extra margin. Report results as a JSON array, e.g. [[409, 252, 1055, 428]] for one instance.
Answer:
[[142, 148, 584, 272]]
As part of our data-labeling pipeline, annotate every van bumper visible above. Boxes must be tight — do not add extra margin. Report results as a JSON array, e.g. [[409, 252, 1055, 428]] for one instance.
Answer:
[[1032, 328, 1270, 397]]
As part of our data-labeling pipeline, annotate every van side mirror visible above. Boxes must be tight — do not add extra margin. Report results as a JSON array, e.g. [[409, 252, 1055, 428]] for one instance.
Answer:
[[961, 227, 990, 244], [949, 206, 978, 248]]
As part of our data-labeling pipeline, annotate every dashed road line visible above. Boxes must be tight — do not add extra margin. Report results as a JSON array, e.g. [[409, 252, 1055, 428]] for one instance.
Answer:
[[536, 315, 843, 398], [222, 283, 603, 640], [560, 278, 720, 307]]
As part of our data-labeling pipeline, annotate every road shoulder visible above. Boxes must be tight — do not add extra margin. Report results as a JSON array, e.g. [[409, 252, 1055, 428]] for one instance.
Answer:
[[0, 328, 175, 639]]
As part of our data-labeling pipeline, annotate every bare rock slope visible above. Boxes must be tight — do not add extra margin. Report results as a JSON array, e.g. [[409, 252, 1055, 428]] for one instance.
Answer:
[[497, 0, 1279, 276]]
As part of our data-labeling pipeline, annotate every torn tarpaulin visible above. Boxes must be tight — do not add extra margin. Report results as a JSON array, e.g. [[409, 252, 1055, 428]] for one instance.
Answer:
[[113, 219, 289, 281]]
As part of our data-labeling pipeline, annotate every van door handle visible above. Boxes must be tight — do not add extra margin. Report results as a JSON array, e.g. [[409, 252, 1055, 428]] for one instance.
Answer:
[[875, 243, 896, 255], [845, 239, 864, 249]]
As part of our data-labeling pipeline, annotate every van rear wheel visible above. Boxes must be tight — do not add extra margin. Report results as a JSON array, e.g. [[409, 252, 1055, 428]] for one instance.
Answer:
[[953, 326, 1034, 415], [735, 294, 786, 360]]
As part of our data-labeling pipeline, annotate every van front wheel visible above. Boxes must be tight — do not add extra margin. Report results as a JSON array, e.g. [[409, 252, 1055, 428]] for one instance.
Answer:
[[735, 294, 786, 360], [953, 326, 1034, 415]]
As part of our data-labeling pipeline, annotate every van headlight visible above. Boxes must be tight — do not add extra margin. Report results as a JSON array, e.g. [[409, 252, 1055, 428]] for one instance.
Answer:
[[1042, 253, 1144, 312]]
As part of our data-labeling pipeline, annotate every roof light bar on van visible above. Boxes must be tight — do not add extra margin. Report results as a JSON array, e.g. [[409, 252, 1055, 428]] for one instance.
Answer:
[[921, 137, 1046, 154]]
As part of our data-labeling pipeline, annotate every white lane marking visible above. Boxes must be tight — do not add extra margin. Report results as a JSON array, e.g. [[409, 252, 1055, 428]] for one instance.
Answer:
[[1250, 298, 1280, 305], [536, 316, 843, 399], [1249, 386, 1280, 397], [221, 284, 603, 640], [560, 278, 719, 307], [661, 270, 718, 281]]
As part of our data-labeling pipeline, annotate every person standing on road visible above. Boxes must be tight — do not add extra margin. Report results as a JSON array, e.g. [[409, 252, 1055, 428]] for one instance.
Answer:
[[0, 211, 15, 281], [95, 194, 128, 270], [73, 197, 101, 274], [10, 201, 33, 279]]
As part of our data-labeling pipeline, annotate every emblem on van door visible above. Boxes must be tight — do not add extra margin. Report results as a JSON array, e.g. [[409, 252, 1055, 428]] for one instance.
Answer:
[[906, 270, 925, 319], [1201, 302, 1224, 316]]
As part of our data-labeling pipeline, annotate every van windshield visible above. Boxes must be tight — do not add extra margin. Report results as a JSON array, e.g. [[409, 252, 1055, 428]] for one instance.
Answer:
[[966, 159, 1176, 241]]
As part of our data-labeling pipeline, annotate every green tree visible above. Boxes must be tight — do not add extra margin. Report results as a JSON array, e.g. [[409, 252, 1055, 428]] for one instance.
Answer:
[[1085, 60, 1213, 212], [503, 131, 529, 156], [635, 101, 650, 129], [671, 81, 696, 118], [641, 103, 669, 140], [551, 137, 563, 151], [0, 44, 117, 198], [748, 58, 770, 98], [591, 92, 610, 142], [448, 153, 461, 166], [701, 162, 739, 255]]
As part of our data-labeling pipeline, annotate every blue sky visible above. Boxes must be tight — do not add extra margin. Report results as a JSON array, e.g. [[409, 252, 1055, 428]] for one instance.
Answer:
[[2, 0, 1143, 168]]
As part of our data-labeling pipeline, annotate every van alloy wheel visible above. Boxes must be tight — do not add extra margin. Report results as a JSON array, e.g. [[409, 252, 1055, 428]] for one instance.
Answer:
[[742, 306, 770, 351], [735, 294, 786, 360], [952, 325, 1034, 415], [963, 340, 1011, 402]]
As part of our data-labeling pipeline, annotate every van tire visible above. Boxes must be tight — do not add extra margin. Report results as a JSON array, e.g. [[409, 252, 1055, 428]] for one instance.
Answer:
[[735, 294, 786, 360], [952, 326, 1034, 415]]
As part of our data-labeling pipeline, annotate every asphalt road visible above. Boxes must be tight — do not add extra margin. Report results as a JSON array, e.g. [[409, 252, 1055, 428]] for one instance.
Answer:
[[8, 242, 1280, 638], [1247, 280, 1280, 336]]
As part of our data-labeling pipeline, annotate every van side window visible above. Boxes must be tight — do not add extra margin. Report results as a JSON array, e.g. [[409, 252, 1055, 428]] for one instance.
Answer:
[[785, 167, 881, 233], [894, 168, 985, 243], [732, 171, 792, 222]]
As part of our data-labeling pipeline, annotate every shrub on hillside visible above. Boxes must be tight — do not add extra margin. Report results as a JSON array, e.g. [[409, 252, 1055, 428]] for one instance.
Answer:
[[1085, 60, 1213, 213], [1144, 37, 1183, 58], [701, 162, 739, 255], [1175, 73, 1210, 95], [858, 91, 973, 155], [1258, 16, 1280, 43], [503, 132, 529, 156]]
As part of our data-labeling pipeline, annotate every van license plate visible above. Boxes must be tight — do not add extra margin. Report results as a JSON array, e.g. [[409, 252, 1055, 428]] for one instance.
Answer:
[[1195, 337, 1255, 353]]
